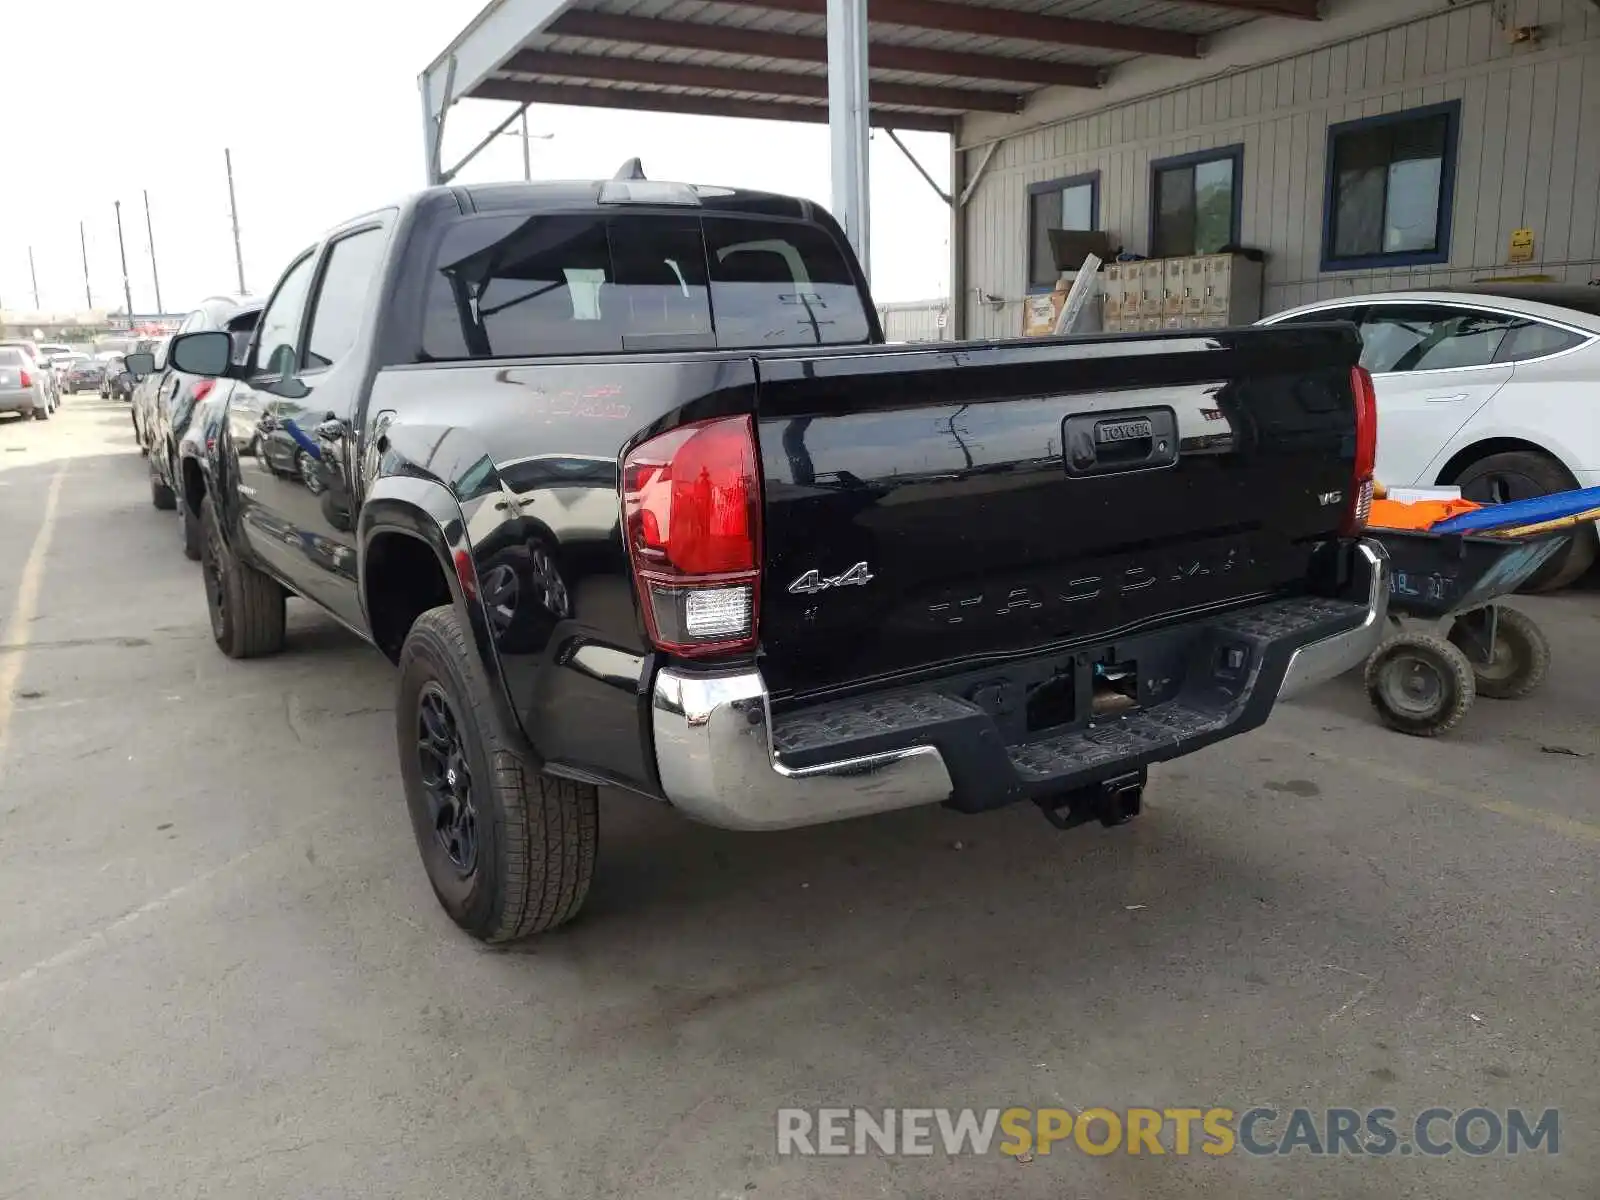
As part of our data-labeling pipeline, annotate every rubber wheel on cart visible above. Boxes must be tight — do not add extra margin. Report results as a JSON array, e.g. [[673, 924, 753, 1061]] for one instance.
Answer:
[[199, 495, 285, 658], [1364, 632, 1476, 737], [397, 604, 598, 943], [1450, 606, 1551, 700], [1453, 451, 1597, 592]]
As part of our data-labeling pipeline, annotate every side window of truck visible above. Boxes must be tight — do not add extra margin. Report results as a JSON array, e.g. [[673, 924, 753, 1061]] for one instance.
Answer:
[[303, 227, 386, 372], [252, 251, 319, 381], [702, 217, 871, 347]]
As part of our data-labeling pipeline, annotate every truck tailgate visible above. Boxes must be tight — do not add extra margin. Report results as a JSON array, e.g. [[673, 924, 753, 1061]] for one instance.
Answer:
[[753, 326, 1363, 701]]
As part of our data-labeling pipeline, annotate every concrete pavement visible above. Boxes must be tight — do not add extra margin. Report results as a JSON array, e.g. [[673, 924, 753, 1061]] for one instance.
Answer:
[[2, 396, 1598, 1199]]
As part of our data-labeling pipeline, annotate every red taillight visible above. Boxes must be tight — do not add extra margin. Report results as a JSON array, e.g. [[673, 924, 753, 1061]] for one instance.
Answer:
[[19, 370, 31, 389], [1343, 364, 1378, 536], [623, 415, 761, 657], [193, 379, 216, 403]]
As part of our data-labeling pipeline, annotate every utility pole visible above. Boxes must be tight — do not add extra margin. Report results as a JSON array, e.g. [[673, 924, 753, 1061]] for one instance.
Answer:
[[28, 246, 40, 308], [225, 148, 246, 294], [80, 221, 93, 308], [496, 118, 551, 182], [143, 189, 163, 313], [114, 201, 134, 318]]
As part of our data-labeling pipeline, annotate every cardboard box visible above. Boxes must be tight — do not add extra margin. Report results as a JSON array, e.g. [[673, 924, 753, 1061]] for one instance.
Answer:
[[1022, 277, 1104, 337], [1023, 291, 1064, 336]]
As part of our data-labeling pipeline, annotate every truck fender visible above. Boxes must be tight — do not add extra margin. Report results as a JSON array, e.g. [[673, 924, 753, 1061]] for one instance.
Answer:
[[358, 474, 530, 761]]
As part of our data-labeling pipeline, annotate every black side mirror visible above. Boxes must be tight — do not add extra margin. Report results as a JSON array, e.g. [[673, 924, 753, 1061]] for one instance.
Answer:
[[124, 351, 155, 380], [169, 330, 234, 378]]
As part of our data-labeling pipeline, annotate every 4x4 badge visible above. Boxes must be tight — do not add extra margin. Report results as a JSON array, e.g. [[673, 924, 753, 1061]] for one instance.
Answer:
[[788, 562, 874, 595]]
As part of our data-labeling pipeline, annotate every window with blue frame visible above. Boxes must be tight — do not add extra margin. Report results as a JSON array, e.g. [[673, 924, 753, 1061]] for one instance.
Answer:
[[1027, 172, 1099, 290], [1150, 146, 1242, 259], [1322, 101, 1460, 270]]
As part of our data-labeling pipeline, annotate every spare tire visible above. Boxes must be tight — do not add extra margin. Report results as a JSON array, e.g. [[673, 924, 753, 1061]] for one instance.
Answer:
[[1453, 451, 1596, 593]]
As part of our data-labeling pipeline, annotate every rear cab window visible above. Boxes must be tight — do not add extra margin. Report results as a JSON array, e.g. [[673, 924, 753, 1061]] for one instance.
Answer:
[[419, 210, 871, 360]]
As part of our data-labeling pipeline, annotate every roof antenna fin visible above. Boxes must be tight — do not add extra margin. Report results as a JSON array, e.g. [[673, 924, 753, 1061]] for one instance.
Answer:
[[614, 158, 647, 180]]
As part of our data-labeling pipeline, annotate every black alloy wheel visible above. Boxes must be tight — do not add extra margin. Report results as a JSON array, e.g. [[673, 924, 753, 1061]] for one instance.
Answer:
[[417, 683, 478, 875], [200, 516, 229, 643]]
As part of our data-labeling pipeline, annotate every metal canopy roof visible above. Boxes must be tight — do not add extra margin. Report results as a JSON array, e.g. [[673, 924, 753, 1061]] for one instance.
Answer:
[[426, 0, 1321, 142]]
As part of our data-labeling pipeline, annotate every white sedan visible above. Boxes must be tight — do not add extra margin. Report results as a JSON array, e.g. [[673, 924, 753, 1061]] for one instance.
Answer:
[[1261, 284, 1600, 591]]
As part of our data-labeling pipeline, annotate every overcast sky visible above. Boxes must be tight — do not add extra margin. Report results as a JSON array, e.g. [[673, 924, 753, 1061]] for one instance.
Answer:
[[1, 0, 951, 316]]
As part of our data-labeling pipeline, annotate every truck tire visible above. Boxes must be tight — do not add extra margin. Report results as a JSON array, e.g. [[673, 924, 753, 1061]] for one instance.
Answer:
[[199, 496, 286, 658], [397, 604, 597, 942], [1452, 606, 1550, 700], [1453, 451, 1596, 592], [32, 403, 49, 421], [150, 470, 176, 510], [1364, 632, 1475, 737], [179, 497, 202, 561]]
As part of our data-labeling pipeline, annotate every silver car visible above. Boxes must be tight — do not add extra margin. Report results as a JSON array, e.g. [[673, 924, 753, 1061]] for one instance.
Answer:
[[0, 347, 53, 421], [0, 340, 61, 405]]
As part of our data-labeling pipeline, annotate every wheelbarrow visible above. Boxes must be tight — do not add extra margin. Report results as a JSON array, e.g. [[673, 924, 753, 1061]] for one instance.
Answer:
[[1360, 527, 1566, 736]]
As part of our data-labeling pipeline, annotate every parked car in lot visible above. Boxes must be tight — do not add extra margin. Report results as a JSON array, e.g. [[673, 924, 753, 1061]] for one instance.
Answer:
[[0, 347, 54, 420], [40, 344, 78, 394], [130, 297, 261, 555], [100, 354, 133, 400], [64, 357, 106, 393], [167, 175, 1386, 943], [127, 299, 261, 557], [1261, 284, 1600, 590], [129, 335, 170, 449], [0, 340, 61, 406]]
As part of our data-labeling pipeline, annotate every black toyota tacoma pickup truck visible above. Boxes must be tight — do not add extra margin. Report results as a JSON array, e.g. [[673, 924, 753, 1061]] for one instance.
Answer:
[[162, 171, 1388, 943]]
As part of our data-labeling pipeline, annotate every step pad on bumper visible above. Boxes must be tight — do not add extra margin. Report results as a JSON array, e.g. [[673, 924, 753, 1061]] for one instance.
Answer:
[[769, 594, 1371, 801], [772, 691, 980, 759], [1008, 701, 1224, 780]]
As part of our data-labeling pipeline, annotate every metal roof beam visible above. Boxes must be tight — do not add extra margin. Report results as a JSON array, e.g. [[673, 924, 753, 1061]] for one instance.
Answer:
[[543, 11, 1104, 88], [502, 50, 1022, 111], [473, 78, 957, 131], [724, 0, 1201, 57], [420, 0, 574, 183], [884, 128, 951, 205], [1176, 0, 1321, 17], [421, 0, 574, 122]]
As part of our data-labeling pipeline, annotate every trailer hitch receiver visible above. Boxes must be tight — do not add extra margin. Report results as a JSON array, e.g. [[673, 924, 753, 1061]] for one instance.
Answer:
[[1036, 768, 1147, 829]]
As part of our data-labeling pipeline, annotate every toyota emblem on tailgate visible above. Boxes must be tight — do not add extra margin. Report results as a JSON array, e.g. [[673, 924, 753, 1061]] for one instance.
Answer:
[[1096, 417, 1153, 443]]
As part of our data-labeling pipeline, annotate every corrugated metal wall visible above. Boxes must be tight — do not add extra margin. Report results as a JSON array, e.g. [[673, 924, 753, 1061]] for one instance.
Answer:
[[879, 300, 953, 342], [961, 0, 1600, 338]]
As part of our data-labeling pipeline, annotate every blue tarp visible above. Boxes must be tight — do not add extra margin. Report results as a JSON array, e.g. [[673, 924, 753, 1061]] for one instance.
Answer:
[[1429, 484, 1600, 534]]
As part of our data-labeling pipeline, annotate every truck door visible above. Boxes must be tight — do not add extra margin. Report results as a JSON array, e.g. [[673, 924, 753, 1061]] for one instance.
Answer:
[[258, 223, 390, 630], [230, 249, 319, 590]]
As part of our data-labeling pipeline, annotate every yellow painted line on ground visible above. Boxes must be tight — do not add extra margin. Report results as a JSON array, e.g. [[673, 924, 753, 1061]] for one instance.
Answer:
[[0, 463, 68, 766], [1258, 727, 1600, 844]]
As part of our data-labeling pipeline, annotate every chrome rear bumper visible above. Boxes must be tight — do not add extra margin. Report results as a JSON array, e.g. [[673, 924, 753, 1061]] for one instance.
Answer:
[[1277, 540, 1389, 700], [652, 538, 1389, 831], [651, 669, 954, 831]]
